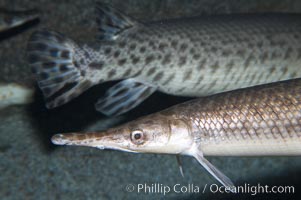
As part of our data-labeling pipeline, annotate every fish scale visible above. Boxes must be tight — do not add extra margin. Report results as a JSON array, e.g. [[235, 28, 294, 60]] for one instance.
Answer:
[[27, 3, 301, 115], [170, 79, 301, 156]]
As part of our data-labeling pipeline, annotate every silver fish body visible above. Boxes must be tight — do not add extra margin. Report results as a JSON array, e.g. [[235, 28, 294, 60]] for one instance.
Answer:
[[27, 3, 301, 115], [0, 9, 38, 32], [52, 78, 301, 189], [164, 78, 301, 156]]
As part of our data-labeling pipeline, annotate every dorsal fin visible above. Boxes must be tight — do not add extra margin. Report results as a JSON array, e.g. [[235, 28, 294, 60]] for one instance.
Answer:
[[95, 3, 138, 41]]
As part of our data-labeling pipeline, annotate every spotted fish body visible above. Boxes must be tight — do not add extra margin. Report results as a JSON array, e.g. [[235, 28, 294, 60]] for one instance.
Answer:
[[51, 78, 301, 190], [0, 9, 38, 32], [27, 3, 301, 115], [119, 15, 301, 96]]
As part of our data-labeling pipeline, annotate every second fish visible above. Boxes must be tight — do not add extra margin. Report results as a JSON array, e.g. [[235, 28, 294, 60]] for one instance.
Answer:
[[27, 3, 301, 115]]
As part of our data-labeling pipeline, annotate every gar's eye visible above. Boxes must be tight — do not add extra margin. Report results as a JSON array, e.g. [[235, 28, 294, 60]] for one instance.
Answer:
[[131, 130, 144, 145]]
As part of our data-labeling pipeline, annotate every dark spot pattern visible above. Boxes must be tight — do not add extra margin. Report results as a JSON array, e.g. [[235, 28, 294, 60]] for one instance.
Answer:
[[210, 61, 219, 73], [177, 87, 186, 93], [147, 67, 156, 76], [123, 68, 132, 77], [193, 54, 201, 60], [89, 62, 104, 70], [260, 52, 268, 63], [226, 60, 235, 70], [133, 82, 142, 87], [149, 41, 156, 50], [108, 69, 116, 78], [257, 41, 263, 48], [237, 49, 246, 57], [113, 88, 129, 97], [178, 56, 187, 66], [171, 40, 178, 48], [163, 73, 175, 85], [104, 48, 112, 55], [269, 66, 276, 74], [244, 56, 252, 68], [282, 66, 288, 74], [162, 53, 171, 65], [80, 70, 86, 76], [140, 46, 146, 53], [50, 48, 59, 57], [153, 72, 164, 81], [60, 64, 70, 72], [222, 49, 232, 57], [210, 47, 218, 53], [179, 43, 188, 52], [114, 51, 120, 58], [61, 50, 70, 59], [193, 76, 204, 88], [118, 58, 127, 66], [74, 61, 80, 68], [101, 98, 123, 112], [132, 56, 140, 64], [183, 69, 192, 81], [145, 55, 155, 65], [271, 51, 279, 59], [197, 59, 207, 70], [79, 58, 85, 65], [118, 41, 126, 48], [159, 43, 168, 51], [129, 43, 136, 50], [290, 71, 297, 78], [134, 69, 143, 77], [84, 51, 90, 58], [42, 62, 56, 69], [190, 48, 195, 54], [138, 88, 153, 100]]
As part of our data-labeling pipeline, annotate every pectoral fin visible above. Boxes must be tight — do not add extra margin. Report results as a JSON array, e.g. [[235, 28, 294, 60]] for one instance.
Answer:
[[95, 79, 156, 116], [194, 152, 235, 192], [176, 155, 185, 178]]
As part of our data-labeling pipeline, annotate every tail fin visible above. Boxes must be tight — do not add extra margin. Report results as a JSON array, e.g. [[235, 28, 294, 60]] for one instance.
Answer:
[[27, 30, 93, 108]]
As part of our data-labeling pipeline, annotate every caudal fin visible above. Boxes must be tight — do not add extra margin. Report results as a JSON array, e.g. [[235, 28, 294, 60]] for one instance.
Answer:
[[27, 30, 93, 108]]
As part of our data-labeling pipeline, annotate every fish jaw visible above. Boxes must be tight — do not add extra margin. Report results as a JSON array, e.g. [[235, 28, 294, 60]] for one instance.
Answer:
[[51, 130, 135, 153], [51, 113, 195, 154]]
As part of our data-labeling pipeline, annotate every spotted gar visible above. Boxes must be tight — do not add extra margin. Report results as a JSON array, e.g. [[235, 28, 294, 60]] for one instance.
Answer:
[[27, 3, 301, 116], [0, 9, 38, 32], [51, 78, 301, 190]]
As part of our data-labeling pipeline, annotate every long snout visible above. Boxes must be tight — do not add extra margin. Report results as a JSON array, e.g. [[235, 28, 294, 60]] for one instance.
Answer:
[[51, 129, 136, 152]]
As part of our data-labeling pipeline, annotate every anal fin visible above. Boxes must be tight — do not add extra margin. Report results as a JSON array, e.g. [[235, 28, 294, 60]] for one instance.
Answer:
[[95, 79, 156, 116]]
